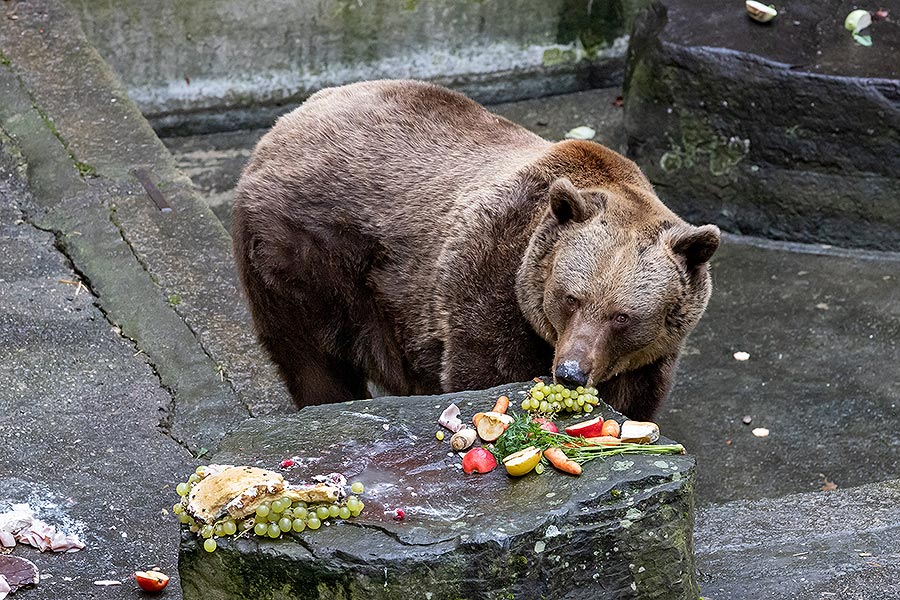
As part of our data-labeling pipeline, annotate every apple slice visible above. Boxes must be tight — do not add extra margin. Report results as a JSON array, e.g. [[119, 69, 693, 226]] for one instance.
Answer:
[[564, 416, 605, 438], [476, 411, 514, 442], [135, 570, 170, 592]]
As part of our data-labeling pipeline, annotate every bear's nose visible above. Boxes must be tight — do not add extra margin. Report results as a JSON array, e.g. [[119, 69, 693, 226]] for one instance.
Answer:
[[554, 361, 588, 388]]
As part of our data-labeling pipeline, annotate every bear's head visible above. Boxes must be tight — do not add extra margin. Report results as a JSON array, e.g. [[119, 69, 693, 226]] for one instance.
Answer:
[[516, 176, 720, 389]]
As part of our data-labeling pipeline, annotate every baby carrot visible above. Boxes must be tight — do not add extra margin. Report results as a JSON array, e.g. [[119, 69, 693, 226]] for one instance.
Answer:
[[543, 447, 582, 475], [492, 395, 510, 414]]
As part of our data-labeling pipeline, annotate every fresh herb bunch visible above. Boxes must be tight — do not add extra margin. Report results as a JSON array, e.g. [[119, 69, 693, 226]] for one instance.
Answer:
[[490, 413, 685, 465]]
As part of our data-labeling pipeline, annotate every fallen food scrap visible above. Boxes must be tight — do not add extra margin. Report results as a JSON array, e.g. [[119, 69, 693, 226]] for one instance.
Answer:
[[752, 427, 770, 438], [845, 9, 873, 46], [564, 126, 596, 140], [0, 505, 84, 553], [733, 351, 751, 361], [0, 556, 39, 600], [746, 0, 777, 23], [134, 570, 170, 592]]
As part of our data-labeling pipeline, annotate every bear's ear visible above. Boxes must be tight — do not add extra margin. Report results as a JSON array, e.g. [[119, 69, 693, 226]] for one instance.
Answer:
[[668, 224, 720, 269], [549, 178, 593, 225]]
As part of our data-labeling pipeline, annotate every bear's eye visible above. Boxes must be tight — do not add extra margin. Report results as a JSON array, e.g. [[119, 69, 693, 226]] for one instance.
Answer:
[[565, 295, 580, 310], [613, 313, 630, 325]]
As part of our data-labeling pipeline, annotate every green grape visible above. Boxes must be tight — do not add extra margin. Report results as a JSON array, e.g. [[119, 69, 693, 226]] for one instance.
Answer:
[[535, 463, 545, 475], [214, 523, 224, 537], [576, 396, 585, 407], [254, 514, 267, 524], [271, 500, 285, 514], [561, 389, 571, 398], [576, 386, 584, 394], [436, 431, 445, 441], [188, 474, 201, 484], [256, 504, 270, 518], [350, 482, 365, 494], [292, 518, 306, 532], [539, 401, 549, 413], [315, 506, 330, 520], [350, 502, 364, 517], [178, 513, 191, 524], [267, 523, 281, 538], [279, 517, 293, 532], [532, 390, 544, 401], [195, 465, 206, 475], [346, 496, 360, 511], [328, 505, 340, 518], [223, 521, 237, 536], [293, 501, 307, 509], [520, 400, 528, 411], [306, 517, 321, 530], [339, 506, 351, 519], [267, 512, 280, 523], [204, 538, 217, 552], [254, 522, 268, 536], [564, 397, 573, 408], [294, 507, 308, 520], [534, 381, 545, 390], [200, 525, 214, 539], [584, 404, 594, 413], [282, 509, 293, 519], [172, 503, 184, 515], [552, 402, 561, 411], [176, 482, 190, 497]]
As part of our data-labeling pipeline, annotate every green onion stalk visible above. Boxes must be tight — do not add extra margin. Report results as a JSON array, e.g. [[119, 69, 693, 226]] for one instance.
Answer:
[[491, 413, 685, 465]]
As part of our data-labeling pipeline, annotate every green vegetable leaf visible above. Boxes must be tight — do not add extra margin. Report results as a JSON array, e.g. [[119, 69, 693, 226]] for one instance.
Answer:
[[852, 33, 873, 46]]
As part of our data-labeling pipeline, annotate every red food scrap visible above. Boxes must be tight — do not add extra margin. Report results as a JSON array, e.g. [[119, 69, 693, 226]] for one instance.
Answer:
[[393, 509, 406, 521], [279, 458, 295, 469]]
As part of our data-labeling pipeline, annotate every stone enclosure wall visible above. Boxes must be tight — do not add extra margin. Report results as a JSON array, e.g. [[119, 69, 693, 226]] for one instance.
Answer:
[[67, 0, 650, 134]]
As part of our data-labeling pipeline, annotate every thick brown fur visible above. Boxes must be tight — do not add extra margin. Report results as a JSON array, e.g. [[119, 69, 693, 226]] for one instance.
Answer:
[[233, 80, 719, 420]]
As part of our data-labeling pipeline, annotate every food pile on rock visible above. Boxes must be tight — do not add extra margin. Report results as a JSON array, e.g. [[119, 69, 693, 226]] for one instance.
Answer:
[[438, 379, 684, 477], [172, 465, 365, 552]]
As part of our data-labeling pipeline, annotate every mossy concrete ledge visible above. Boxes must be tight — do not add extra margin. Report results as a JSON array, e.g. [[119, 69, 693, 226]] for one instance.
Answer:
[[179, 382, 697, 600]]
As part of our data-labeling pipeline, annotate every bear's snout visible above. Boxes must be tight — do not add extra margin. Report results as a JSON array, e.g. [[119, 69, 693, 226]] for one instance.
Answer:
[[555, 360, 589, 388]]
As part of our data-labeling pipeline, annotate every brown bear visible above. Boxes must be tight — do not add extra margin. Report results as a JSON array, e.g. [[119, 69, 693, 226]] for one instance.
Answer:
[[233, 80, 719, 420]]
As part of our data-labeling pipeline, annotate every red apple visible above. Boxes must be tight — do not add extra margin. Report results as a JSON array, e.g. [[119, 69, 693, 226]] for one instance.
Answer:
[[461, 448, 498, 474], [533, 418, 558, 433], [564, 416, 605, 438]]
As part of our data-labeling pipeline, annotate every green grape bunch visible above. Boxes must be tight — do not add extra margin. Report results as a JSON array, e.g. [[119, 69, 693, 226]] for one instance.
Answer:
[[520, 380, 600, 416]]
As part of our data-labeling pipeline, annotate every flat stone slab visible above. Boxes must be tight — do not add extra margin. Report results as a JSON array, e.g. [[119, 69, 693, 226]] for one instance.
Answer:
[[624, 0, 900, 250], [180, 383, 697, 599]]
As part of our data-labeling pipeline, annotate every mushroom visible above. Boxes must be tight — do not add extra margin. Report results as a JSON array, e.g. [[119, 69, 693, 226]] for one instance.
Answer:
[[450, 428, 477, 451]]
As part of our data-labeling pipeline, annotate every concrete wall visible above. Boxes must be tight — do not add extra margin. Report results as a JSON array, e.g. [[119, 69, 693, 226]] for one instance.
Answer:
[[67, 0, 648, 133]]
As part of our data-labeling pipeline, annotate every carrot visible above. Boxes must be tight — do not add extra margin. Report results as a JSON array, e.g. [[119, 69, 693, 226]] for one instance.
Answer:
[[600, 420, 620, 438], [543, 448, 582, 475], [492, 395, 510, 415]]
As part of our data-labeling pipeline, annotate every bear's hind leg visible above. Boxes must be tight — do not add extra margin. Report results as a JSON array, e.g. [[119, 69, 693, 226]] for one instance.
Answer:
[[266, 337, 368, 407]]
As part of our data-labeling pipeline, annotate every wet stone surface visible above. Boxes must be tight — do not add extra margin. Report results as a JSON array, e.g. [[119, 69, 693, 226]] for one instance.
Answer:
[[180, 383, 697, 600]]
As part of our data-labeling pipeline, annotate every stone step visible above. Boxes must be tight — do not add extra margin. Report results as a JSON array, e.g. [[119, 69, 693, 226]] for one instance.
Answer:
[[624, 0, 900, 250], [695, 479, 900, 599]]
